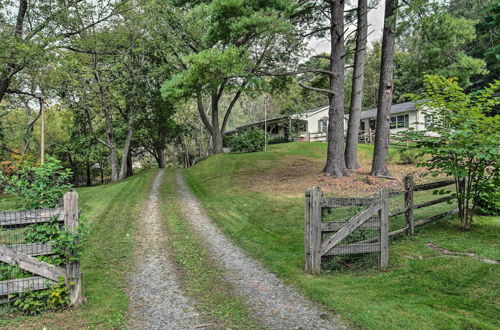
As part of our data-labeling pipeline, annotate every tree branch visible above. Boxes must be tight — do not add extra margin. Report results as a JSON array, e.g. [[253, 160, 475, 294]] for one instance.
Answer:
[[298, 82, 334, 95]]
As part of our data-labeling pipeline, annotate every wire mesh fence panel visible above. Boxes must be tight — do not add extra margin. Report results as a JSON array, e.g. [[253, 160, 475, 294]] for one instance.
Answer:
[[0, 208, 64, 299]]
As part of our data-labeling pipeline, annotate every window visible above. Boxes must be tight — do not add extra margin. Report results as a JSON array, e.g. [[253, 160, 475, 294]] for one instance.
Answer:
[[318, 117, 328, 132], [390, 114, 409, 129]]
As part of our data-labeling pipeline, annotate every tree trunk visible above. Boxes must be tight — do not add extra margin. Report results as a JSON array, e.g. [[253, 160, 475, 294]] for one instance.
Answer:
[[157, 149, 166, 168], [345, 0, 368, 170], [118, 123, 134, 180], [323, 0, 347, 177], [86, 158, 92, 186], [371, 0, 398, 177], [126, 149, 133, 177], [211, 93, 224, 154]]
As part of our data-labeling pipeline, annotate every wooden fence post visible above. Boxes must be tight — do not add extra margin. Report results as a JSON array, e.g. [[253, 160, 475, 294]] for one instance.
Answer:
[[304, 186, 323, 274], [63, 191, 83, 306], [379, 189, 389, 267], [404, 175, 415, 235]]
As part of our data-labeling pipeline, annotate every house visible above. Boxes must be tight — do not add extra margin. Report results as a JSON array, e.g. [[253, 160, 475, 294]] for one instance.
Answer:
[[226, 101, 430, 142]]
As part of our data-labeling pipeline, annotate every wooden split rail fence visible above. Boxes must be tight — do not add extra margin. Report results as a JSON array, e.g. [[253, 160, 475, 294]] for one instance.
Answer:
[[305, 176, 458, 274], [0, 191, 82, 305]]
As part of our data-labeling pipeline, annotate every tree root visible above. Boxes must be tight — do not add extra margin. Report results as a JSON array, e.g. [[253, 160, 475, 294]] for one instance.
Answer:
[[426, 242, 499, 264]]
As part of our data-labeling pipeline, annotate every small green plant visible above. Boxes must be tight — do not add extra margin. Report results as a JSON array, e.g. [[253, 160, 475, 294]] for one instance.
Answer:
[[24, 216, 61, 243], [399, 148, 423, 165], [9, 278, 69, 315], [227, 127, 265, 153], [0, 157, 72, 209]]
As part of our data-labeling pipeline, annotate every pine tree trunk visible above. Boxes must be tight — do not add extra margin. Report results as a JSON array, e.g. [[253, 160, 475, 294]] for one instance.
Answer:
[[371, 0, 398, 177], [323, 0, 347, 177], [345, 0, 368, 170], [211, 93, 224, 154]]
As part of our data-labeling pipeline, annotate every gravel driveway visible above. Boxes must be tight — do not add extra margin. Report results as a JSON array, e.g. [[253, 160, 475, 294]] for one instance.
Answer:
[[175, 171, 346, 330], [126, 171, 203, 329]]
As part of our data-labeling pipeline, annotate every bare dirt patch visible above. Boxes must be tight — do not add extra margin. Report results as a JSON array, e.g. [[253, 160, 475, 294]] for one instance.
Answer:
[[244, 156, 426, 197]]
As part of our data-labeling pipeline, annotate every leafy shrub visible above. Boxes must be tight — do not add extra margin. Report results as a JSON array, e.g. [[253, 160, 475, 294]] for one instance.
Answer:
[[475, 173, 500, 215], [9, 278, 69, 315], [0, 157, 72, 209], [402, 75, 500, 230], [227, 128, 265, 153], [399, 148, 423, 165], [268, 136, 289, 145]]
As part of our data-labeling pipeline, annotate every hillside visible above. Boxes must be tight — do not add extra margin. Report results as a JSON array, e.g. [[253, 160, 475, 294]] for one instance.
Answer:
[[185, 142, 500, 329]]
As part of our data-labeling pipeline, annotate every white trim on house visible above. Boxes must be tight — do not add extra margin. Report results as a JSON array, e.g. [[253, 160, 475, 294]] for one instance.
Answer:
[[228, 101, 430, 142]]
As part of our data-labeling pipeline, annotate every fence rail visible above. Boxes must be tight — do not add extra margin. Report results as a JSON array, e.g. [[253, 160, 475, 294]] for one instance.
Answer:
[[304, 176, 458, 274], [0, 192, 83, 306]]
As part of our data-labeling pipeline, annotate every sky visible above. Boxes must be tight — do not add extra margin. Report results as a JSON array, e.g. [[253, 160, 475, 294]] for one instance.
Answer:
[[309, 2, 385, 54]]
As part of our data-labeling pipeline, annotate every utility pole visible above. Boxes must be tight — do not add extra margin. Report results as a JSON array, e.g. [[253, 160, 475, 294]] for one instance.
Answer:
[[34, 86, 45, 164], [264, 95, 268, 151]]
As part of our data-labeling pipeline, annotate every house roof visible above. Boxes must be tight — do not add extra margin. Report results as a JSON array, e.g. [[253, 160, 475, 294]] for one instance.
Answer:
[[359, 101, 416, 120], [229, 101, 418, 132]]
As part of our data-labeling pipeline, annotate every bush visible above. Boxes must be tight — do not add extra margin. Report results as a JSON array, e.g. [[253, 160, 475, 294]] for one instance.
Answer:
[[0, 157, 72, 209], [227, 128, 265, 153], [475, 174, 500, 215], [399, 148, 423, 165], [267, 136, 288, 145]]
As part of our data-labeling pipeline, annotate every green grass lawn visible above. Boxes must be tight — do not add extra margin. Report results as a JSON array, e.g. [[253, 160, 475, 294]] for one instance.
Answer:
[[0, 170, 157, 328], [184, 142, 500, 329]]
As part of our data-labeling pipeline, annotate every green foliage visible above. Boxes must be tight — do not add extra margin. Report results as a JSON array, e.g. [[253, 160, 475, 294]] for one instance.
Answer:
[[0, 158, 72, 209], [24, 217, 61, 243], [475, 173, 500, 216], [52, 226, 86, 264], [226, 128, 265, 153], [399, 148, 423, 165], [267, 136, 289, 145], [9, 278, 69, 316], [403, 75, 500, 229]]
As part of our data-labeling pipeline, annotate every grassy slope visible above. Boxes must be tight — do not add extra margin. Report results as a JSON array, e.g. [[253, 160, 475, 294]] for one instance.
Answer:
[[0, 170, 156, 328], [184, 142, 500, 329]]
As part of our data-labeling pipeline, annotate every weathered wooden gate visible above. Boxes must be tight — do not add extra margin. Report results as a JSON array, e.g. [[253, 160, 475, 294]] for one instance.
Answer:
[[0, 191, 82, 305], [304, 188, 389, 274]]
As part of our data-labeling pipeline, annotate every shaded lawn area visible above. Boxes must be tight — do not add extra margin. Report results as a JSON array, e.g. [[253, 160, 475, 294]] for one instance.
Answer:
[[184, 142, 500, 329], [0, 170, 157, 329]]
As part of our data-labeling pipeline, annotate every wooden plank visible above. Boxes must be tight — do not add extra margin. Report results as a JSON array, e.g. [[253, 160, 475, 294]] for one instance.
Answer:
[[304, 187, 323, 274], [319, 199, 381, 256], [404, 175, 414, 236], [321, 217, 381, 232], [388, 190, 404, 197], [359, 226, 409, 244], [63, 191, 83, 306], [0, 245, 65, 282], [0, 208, 63, 227], [323, 243, 380, 256], [389, 207, 407, 217], [414, 179, 455, 191], [379, 190, 389, 267], [414, 208, 459, 227], [322, 197, 374, 208], [0, 277, 55, 296], [9, 242, 53, 256], [414, 196, 455, 210]]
